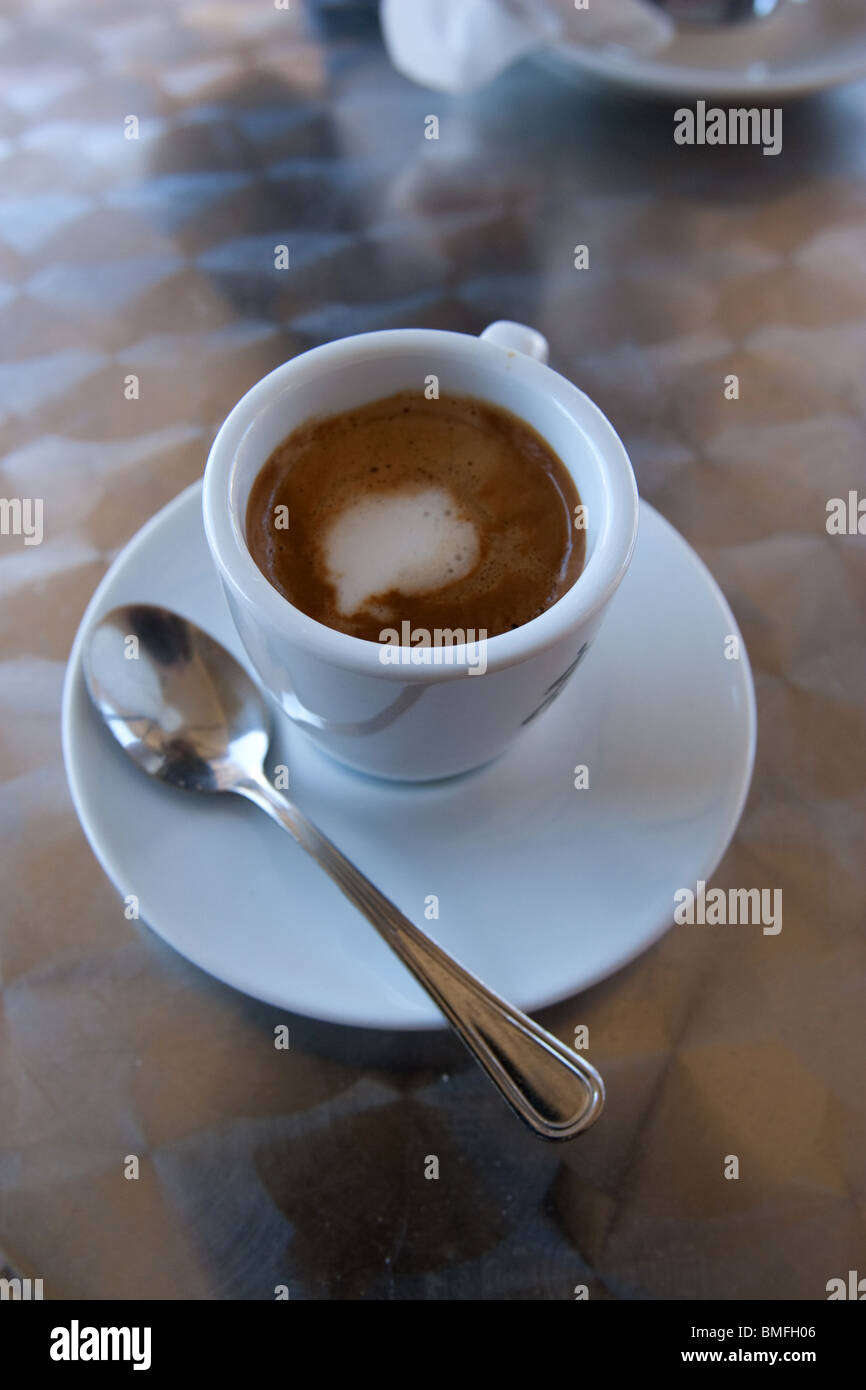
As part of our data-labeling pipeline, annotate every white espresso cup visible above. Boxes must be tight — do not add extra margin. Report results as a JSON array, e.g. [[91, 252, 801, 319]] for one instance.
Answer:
[[202, 321, 638, 781]]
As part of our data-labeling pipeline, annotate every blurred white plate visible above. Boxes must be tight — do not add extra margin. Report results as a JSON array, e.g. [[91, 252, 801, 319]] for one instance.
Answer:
[[540, 1, 866, 100]]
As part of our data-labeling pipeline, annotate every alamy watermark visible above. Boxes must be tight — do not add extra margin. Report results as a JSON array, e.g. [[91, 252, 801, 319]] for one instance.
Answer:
[[50, 1322, 151, 1370], [674, 880, 782, 935], [827, 1270, 866, 1299], [1, 1275, 43, 1299], [0, 496, 43, 545], [674, 100, 782, 157], [826, 491, 865, 534], [378, 622, 487, 675]]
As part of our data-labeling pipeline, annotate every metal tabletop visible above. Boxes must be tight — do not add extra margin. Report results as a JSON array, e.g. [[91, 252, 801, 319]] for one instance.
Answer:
[[0, 0, 863, 1299]]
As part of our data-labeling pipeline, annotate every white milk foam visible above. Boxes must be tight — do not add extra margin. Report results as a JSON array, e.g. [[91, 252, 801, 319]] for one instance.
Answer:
[[323, 487, 480, 615]]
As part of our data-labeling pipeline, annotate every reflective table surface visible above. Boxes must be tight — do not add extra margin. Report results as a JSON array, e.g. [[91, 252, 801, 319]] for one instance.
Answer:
[[0, 0, 864, 1299]]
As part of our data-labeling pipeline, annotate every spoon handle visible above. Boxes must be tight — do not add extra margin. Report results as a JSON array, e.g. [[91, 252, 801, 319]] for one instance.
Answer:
[[237, 775, 604, 1141]]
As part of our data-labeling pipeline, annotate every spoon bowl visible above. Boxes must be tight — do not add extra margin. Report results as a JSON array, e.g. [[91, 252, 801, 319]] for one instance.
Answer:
[[85, 604, 270, 793]]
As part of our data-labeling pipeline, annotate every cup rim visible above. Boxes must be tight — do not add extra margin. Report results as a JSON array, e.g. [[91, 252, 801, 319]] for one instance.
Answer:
[[202, 327, 639, 680]]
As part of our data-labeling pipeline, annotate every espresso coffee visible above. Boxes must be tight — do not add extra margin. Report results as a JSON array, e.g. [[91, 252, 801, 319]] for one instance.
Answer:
[[245, 391, 585, 642]]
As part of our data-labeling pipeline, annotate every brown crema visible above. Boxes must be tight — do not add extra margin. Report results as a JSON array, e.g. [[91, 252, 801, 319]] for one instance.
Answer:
[[245, 390, 585, 642]]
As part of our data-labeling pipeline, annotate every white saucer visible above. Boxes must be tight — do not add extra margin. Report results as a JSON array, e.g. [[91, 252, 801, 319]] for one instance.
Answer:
[[539, 7, 866, 102], [62, 483, 755, 1031]]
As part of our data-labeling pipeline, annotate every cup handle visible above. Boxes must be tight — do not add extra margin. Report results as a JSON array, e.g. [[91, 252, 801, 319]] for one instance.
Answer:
[[480, 320, 549, 364]]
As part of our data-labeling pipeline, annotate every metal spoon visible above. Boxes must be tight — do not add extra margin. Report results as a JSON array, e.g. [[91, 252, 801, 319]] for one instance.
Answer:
[[84, 603, 604, 1141]]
